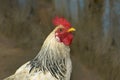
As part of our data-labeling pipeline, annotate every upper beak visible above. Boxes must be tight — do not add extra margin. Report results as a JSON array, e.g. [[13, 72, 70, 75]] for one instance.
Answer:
[[67, 27, 76, 32]]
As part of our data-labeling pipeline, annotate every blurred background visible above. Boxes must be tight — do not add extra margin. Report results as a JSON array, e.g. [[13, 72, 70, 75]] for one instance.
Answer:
[[0, 0, 120, 80]]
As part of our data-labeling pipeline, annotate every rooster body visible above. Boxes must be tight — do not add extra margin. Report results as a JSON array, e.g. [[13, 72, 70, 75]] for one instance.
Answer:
[[4, 17, 75, 80]]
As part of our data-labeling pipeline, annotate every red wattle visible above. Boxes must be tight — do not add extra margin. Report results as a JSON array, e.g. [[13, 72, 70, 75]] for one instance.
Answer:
[[62, 34, 73, 46]]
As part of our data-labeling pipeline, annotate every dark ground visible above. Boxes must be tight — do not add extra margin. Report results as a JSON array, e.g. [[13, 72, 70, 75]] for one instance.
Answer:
[[0, 33, 35, 79]]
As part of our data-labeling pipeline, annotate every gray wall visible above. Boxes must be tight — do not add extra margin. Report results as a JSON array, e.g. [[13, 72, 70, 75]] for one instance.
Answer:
[[0, 0, 120, 80]]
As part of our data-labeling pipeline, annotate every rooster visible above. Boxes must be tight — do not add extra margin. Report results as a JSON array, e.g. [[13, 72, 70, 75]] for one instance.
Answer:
[[4, 17, 75, 80]]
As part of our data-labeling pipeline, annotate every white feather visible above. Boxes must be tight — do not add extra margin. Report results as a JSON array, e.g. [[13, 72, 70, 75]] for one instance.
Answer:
[[4, 26, 72, 80]]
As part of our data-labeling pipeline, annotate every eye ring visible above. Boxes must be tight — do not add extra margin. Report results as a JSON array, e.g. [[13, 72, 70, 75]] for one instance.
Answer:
[[59, 28, 63, 32]]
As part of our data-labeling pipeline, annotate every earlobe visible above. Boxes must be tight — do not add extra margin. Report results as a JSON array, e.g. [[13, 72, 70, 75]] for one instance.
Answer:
[[55, 33, 58, 36], [55, 36, 60, 42]]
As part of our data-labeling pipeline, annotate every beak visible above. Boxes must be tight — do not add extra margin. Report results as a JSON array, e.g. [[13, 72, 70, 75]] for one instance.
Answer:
[[67, 27, 76, 32]]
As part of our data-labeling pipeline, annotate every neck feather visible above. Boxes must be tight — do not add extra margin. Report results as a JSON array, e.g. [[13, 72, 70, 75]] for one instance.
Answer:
[[29, 30, 70, 79], [37, 30, 70, 59]]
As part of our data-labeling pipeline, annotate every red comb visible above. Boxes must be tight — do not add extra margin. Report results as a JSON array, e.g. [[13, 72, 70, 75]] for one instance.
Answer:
[[52, 16, 71, 28]]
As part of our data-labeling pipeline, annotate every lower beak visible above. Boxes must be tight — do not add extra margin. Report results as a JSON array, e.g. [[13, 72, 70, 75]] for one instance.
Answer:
[[67, 27, 76, 32]]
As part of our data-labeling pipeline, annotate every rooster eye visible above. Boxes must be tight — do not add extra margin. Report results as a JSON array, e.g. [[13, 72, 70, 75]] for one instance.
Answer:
[[59, 28, 63, 32]]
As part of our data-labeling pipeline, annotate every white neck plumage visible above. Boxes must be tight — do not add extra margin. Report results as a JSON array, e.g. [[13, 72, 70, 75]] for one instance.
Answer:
[[38, 32, 70, 59], [29, 29, 71, 79]]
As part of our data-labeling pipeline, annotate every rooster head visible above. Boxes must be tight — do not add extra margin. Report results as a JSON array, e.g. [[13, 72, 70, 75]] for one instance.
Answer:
[[52, 16, 76, 46]]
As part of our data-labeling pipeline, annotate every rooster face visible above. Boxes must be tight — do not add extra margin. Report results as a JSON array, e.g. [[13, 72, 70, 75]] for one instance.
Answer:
[[55, 25, 75, 46], [52, 16, 75, 46]]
